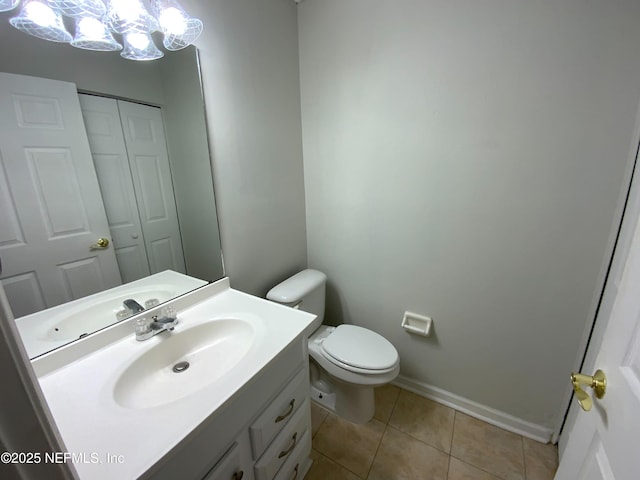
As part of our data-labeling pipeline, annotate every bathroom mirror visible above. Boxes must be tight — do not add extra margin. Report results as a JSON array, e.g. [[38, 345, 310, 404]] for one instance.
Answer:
[[0, 17, 224, 358]]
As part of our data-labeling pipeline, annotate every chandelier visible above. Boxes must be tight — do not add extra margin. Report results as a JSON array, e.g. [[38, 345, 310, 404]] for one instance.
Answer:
[[0, 0, 203, 61]]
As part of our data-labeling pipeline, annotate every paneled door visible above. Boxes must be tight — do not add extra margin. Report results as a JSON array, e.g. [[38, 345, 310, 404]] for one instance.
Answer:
[[79, 94, 151, 284], [0, 73, 121, 317], [555, 205, 640, 475], [117, 99, 186, 275]]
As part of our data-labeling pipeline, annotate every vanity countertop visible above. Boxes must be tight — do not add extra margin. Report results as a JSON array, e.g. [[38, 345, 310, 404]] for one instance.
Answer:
[[33, 278, 318, 480]]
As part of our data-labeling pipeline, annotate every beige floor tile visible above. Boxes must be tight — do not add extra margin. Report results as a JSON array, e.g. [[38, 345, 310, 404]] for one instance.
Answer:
[[523, 438, 558, 480], [448, 457, 501, 480], [389, 390, 455, 453], [310, 402, 329, 438], [451, 413, 524, 480], [374, 384, 401, 423], [312, 413, 386, 478], [368, 426, 449, 480], [305, 449, 363, 480]]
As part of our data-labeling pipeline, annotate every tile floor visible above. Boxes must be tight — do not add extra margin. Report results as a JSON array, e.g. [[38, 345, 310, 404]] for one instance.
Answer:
[[304, 385, 558, 480]]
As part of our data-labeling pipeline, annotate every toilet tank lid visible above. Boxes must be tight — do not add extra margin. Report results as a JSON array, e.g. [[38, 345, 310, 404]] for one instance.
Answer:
[[267, 269, 327, 304]]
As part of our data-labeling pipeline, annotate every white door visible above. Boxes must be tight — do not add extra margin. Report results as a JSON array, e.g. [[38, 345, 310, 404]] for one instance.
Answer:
[[117, 100, 186, 274], [0, 73, 121, 318], [79, 94, 151, 284], [556, 204, 640, 475]]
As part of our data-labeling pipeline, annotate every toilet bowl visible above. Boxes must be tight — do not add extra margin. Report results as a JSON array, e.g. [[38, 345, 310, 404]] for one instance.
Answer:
[[267, 269, 399, 423]]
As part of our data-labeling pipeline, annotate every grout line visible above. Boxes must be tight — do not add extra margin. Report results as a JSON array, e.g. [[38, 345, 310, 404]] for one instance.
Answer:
[[444, 446, 451, 479], [311, 448, 366, 480], [365, 422, 388, 480], [449, 455, 511, 480], [388, 386, 401, 420], [450, 410, 458, 455], [388, 423, 454, 457], [386, 390, 457, 457], [522, 435, 527, 479], [311, 408, 328, 440]]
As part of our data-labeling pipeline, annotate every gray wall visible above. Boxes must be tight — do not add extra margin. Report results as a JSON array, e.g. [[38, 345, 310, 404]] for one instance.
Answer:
[[159, 51, 224, 282], [298, 0, 640, 431], [187, 0, 308, 296], [0, 21, 165, 105]]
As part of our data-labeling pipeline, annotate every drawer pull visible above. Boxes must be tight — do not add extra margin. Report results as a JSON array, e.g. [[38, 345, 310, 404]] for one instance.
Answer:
[[275, 399, 295, 423], [278, 432, 298, 459], [232, 471, 244, 480], [290, 464, 299, 480]]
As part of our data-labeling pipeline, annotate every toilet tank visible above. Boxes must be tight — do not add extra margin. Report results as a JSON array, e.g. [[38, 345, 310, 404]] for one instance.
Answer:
[[267, 269, 327, 321]]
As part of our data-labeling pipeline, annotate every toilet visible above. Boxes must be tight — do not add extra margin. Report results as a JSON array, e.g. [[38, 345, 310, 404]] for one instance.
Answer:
[[267, 269, 399, 423]]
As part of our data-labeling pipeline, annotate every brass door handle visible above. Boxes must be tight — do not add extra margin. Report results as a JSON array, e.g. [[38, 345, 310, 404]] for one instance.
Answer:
[[571, 369, 606, 411], [90, 238, 110, 250]]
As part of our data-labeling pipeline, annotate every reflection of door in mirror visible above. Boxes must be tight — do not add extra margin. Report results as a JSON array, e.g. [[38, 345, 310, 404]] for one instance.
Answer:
[[0, 73, 122, 318], [79, 95, 186, 284]]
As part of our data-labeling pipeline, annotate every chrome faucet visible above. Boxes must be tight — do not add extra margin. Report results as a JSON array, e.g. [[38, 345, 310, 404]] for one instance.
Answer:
[[151, 306, 178, 332], [134, 306, 178, 341], [123, 298, 145, 313]]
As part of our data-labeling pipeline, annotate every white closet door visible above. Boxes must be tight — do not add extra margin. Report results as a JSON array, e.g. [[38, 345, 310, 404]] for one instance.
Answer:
[[79, 94, 151, 284], [0, 73, 121, 317], [117, 100, 186, 275]]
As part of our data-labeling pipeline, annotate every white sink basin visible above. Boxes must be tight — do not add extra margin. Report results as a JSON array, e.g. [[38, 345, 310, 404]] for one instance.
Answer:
[[113, 319, 257, 409]]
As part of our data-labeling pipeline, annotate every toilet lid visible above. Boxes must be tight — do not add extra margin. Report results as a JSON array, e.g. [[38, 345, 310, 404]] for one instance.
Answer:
[[321, 324, 398, 371]]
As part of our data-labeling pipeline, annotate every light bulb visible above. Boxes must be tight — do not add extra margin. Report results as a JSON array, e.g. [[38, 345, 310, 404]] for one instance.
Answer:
[[126, 32, 150, 50], [25, 1, 57, 27], [158, 7, 186, 35], [77, 17, 104, 39], [71, 15, 122, 51], [110, 0, 145, 21], [121, 31, 163, 60]]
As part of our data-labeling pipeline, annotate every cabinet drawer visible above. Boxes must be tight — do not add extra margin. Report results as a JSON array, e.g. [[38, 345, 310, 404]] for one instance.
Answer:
[[272, 430, 311, 480], [202, 442, 246, 480], [254, 399, 310, 480], [250, 368, 308, 458]]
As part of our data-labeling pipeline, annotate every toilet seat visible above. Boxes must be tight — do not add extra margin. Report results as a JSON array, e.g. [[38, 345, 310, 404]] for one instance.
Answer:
[[320, 325, 398, 374]]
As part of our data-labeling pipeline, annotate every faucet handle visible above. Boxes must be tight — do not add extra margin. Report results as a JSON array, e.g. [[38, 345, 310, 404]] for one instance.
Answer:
[[161, 306, 178, 330], [161, 306, 177, 321], [134, 317, 153, 341]]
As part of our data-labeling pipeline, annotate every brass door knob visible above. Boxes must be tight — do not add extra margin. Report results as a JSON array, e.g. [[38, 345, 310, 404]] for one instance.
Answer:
[[90, 238, 110, 250], [571, 369, 606, 411]]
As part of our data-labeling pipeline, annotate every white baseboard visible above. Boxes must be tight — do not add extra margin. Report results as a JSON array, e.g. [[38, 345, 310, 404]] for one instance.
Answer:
[[393, 375, 554, 444]]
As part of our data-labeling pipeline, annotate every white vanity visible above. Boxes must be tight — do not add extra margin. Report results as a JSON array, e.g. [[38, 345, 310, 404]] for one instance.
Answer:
[[32, 278, 319, 480]]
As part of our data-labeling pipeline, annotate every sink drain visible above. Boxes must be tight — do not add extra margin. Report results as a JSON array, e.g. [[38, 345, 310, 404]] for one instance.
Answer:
[[172, 361, 190, 373]]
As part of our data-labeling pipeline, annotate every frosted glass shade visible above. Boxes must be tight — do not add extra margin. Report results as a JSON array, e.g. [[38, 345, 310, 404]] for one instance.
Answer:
[[5, 0, 203, 60], [48, 0, 106, 18], [153, 0, 203, 51], [0, 0, 20, 13], [10, 0, 72, 43], [161, 15, 202, 51], [107, 0, 159, 35], [121, 31, 163, 61], [71, 16, 122, 51]]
